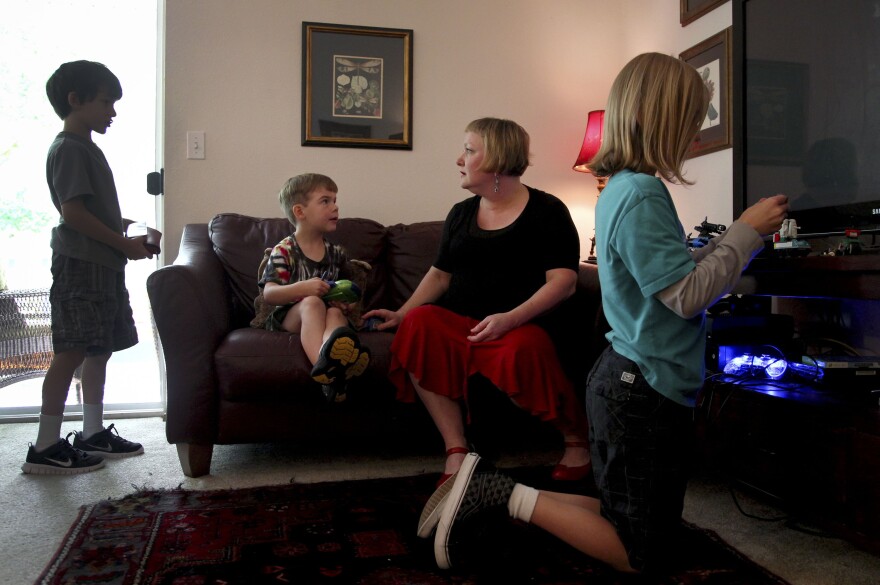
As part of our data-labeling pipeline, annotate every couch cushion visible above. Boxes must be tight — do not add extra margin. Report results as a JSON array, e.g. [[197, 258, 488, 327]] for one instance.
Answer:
[[209, 214, 387, 325], [385, 221, 444, 309], [215, 328, 394, 402], [329, 218, 388, 312]]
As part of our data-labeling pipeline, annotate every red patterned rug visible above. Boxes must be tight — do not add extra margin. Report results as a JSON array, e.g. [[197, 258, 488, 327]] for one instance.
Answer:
[[38, 471, 790, 584]]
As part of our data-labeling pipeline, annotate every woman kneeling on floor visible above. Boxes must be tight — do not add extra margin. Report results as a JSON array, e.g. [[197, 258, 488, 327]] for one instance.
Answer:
[[362, 117, 591, 488]]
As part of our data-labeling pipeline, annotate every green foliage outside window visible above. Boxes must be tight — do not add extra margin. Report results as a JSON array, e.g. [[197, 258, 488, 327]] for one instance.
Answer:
[[0, 191, 52, 234]]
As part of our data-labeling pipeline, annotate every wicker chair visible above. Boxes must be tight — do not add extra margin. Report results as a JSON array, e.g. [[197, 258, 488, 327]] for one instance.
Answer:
[[0, 289, 55, 389]]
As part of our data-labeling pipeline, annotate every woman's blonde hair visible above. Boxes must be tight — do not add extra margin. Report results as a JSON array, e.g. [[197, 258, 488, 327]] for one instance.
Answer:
[[588, 52, 709, 185], [278, 173, 338, 225], [465, 117, 531, 177]]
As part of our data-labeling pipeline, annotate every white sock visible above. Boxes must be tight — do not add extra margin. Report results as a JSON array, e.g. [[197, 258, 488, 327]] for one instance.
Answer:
[[507, 483, 539, 523], [82, 403, 105, 439], [35, 414, 64, 452]]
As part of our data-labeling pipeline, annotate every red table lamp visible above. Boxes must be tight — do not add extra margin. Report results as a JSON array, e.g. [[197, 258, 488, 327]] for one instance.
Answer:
[[573, 110, 607, 194]]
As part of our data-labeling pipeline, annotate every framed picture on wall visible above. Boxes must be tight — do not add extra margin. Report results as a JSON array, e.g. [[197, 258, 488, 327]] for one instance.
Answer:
[[680, 27, 732, 158], [680, 0, 729, 26], [302, 22, 413, 149]]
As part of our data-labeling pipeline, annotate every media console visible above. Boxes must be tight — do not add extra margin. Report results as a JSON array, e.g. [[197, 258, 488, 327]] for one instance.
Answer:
[[734, 254, 880, 300], [699, 253, 880, 553]]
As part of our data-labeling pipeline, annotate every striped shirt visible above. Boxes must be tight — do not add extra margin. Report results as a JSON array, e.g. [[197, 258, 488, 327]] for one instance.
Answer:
[[259, 235, 350, 294]]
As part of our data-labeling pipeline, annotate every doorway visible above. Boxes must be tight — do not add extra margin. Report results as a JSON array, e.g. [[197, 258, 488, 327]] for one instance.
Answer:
[[0, 0, 164, 420]]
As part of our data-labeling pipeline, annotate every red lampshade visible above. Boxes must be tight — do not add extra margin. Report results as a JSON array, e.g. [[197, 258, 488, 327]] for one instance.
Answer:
[[573, 110, 605, 173]]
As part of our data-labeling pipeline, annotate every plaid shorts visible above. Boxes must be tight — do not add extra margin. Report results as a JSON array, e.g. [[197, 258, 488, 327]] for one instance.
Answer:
[[49, 255, 138, 355], [585, 346, 695, 574]]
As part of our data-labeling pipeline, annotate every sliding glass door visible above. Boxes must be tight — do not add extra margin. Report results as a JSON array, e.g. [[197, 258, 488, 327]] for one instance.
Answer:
[[0, 0, 164, 420]]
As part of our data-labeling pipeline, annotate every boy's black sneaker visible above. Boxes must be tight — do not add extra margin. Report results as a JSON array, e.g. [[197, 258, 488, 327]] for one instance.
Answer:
[[21, 434, 106, 475], [434, 452, 515, 569], [321, 379, 347, 403], [344, 346, 370, 380], [73, 424, 144, 459], [310, 327, 361, 384]]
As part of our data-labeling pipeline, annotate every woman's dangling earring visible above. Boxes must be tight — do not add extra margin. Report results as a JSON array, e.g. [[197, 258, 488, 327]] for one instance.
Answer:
[[494, 174, 500, 193]]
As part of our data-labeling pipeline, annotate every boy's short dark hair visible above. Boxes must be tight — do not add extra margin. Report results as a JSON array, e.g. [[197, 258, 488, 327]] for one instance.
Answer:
[[46, 60, 123, 120], [278, 173, 338, 225]]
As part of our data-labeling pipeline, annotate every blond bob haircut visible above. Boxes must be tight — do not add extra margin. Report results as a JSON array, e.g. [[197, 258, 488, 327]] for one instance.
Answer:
[[465, 118, 531, 177], [588, 52, 709, 185], [278, 173, 338, 225]]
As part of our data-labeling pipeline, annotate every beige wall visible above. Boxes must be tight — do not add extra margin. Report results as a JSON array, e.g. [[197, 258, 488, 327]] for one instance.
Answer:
[[162, 0, 733, 261], [621, 1, 734, 234]]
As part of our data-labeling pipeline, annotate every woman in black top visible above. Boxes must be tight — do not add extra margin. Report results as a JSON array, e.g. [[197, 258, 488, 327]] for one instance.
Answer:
[[363, 118, 590, 486]]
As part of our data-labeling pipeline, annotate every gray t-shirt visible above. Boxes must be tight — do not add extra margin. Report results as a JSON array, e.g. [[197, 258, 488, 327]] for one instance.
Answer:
[[46, 132, 126, 271]]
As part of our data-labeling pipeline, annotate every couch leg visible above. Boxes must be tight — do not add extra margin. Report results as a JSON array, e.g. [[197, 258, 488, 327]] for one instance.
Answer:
[[177, 443, 213, 477]]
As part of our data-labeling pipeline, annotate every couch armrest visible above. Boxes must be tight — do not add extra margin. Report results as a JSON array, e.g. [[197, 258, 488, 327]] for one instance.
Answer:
[[577, 261, 600, 296], [576, 261, 609, 368], [147, 224, 230, 445]]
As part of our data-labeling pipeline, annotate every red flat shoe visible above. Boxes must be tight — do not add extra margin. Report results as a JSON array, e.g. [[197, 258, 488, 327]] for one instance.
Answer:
[[552, 441, 592, 482], [437, 446, 469, 488]]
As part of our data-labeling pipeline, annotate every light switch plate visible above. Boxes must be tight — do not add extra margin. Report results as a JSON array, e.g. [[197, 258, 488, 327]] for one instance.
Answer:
[[186, 131, 205, 160]]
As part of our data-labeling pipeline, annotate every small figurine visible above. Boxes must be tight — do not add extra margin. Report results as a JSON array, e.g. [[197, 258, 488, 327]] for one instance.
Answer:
[[773, 218, 811, 256], [687, 217, 726, 249], [586, 231, 597, 264], [836, 228, 862, 256]]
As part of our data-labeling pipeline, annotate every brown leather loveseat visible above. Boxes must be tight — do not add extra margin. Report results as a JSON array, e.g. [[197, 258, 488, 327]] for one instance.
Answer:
[[147, 213, 606, 477]]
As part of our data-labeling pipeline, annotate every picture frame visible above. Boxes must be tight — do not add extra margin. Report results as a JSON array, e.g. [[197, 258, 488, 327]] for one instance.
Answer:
[[302, 22, 413, 150], [680, 0, 729, 26], [680, 27, 732, 158], [744, 60, 809, 166]]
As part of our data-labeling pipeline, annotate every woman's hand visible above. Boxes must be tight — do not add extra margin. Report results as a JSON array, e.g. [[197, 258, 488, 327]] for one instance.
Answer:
[[468, 312, 519, 343], [360, 308, 402, 331]]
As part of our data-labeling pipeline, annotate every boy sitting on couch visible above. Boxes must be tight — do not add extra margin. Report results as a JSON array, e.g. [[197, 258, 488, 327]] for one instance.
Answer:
[[257, 173, 370, 403]]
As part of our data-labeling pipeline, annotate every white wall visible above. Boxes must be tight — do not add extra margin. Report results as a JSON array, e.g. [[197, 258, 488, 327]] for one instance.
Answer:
[[162, 0, 734, 261]]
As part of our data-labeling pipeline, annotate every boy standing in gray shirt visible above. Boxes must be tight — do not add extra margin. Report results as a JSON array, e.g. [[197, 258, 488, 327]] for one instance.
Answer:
[[22, 61, 153, 475]]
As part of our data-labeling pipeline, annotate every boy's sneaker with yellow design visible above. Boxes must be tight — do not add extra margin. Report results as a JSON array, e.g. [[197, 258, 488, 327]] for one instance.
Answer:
[[311, 326, 370, 385]]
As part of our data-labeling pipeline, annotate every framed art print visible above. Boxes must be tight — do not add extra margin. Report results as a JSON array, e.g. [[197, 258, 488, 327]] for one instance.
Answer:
[[681, 27, 732, 158], [680, 0, 729, 26], [302, 22, 413, 149]]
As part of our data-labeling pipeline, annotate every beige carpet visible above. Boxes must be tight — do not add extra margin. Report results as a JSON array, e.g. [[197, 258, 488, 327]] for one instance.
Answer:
[[1, 416, 878, 584]]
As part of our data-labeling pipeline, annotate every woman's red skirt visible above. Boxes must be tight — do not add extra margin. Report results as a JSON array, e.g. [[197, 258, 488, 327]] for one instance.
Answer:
[[389, 304, 581, 426]]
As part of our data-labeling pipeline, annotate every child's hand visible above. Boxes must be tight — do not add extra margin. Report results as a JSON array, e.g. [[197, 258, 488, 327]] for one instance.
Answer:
[[123, 236, 153, 260], [300, 277, 332, 298], [739, 194, 789, 237]]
